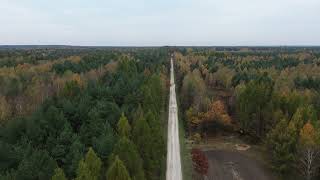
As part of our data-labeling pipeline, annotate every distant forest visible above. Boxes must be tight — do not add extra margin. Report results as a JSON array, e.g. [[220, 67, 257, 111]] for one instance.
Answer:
[[2, 46, 320, 180]]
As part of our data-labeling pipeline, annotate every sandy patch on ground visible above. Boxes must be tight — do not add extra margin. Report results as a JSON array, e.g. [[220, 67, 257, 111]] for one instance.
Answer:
[[235, 144, 250, 151]]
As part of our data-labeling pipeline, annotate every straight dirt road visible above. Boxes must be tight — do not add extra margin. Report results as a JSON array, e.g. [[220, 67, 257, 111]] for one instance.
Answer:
[[166, 57, 183, 180]]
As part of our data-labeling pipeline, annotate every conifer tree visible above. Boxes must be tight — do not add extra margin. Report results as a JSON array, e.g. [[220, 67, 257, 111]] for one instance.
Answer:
[[84, 147, 102, 179], [145, 111, 165, 179], [52, 168, 68, 180], [75, 160, 92, 180], [132, 112, 154, 179], [112, 137, 145, 180], [106, 156, 131, 180], [75, 148, 102, 180], [117, 113, 131, 137]]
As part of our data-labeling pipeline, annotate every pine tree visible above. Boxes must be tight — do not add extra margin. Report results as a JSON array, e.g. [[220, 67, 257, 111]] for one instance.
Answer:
[[84, 147, 102, 179], [92, 129, 115, 159], [106, 156, 131, 180], [52, 168, 68, 180], [112, 137, 145, 180], [117, 113, 131, 137], [145, 111, 165, 179], [75, 159, 92, 180], [65, 137, 85, 177], [132, 112, 154, 179], [16, 149, 57, 180], [75, 148, 102, 180]]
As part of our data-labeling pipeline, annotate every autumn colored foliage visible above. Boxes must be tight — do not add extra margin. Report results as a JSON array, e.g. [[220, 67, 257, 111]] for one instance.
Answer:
[[191, 148, 209, 176]]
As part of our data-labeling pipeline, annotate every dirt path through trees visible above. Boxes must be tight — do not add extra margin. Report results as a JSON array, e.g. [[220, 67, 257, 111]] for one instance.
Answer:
[[166, 57, 183, 180]]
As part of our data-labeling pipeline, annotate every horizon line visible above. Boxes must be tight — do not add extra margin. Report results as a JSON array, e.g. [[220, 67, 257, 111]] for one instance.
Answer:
[[1, 44, 320, 48]]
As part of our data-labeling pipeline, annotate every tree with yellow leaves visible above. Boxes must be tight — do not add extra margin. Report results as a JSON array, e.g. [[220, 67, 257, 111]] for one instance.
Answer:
[[0, 95, 11, 123], [205, 100, 232, 126], [297, 122, 320, 180]]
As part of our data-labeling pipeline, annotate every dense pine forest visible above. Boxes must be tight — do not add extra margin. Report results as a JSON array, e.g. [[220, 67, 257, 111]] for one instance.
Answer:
[[0, 47, 169, 180]]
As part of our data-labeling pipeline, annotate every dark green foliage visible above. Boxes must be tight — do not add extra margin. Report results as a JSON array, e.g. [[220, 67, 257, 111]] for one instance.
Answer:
[[145, 111, 166, 179], [295, 76, 320, 90], [51, 52, 115, 75], [132, 113, 153, 177], [92, 131, 115, 160], [64, 137, 85, 177], [0, 48, 168, 180], [236, 73, 274, 138], [132, 110, 165, 180], [112, 137, 146, 180], [141, 74, 164, 113], [266, 119, 297, 175], [16, 150, 57, 180], [79, 107, 111, 146]]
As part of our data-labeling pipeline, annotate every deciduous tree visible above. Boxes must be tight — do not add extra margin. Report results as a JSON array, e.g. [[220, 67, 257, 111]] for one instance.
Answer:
[[297, 122, 320, 180], [191, 148, 208, 180]]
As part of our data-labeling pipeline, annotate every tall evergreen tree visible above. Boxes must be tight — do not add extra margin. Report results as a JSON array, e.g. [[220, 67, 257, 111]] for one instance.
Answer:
[[112, 137, 145, 180], [75, 159, 92, 180], [145, 111, 165, 179], [106, 156, 131, 180], [52, 168, 68, 180], [64, 137, 85, 177], [132, 112, 154, 179], [117, 113, 131, 137], [75, 148, 102, 180], [84, 147, 102, 180], [92, 130, 115, 160]]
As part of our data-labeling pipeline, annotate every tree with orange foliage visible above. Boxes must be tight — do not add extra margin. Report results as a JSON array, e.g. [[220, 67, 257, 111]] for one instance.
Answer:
[[297, 122, 320, 180], [186, 100, 232, 134], [205, 100, 231, 126]]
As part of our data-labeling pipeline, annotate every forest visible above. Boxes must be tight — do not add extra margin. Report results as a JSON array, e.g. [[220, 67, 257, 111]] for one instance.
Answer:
[[173, 47, 320, 180], [2, 46, 320, 180], [0, 47, 169, 180]]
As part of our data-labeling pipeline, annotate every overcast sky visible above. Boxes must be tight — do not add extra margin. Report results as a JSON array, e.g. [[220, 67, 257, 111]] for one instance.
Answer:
[[1, 0, 320, 46]]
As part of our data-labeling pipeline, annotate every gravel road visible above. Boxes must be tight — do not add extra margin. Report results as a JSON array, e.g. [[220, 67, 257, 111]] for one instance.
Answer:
[[166, 57, 182, 180]]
